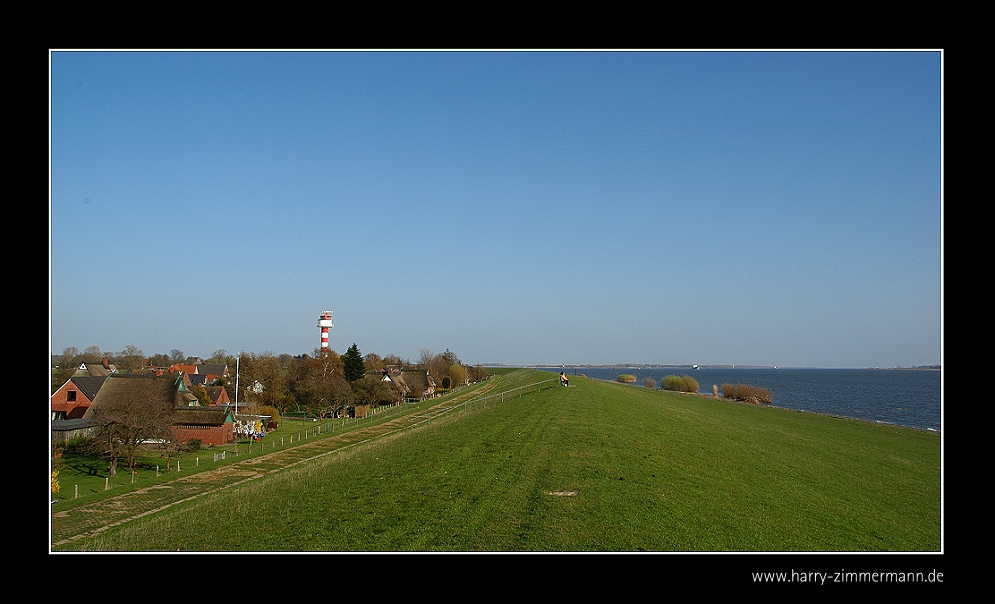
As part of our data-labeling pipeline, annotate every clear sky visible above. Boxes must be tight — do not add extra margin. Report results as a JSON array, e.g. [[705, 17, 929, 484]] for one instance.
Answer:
[[49, 50, 942, 368]]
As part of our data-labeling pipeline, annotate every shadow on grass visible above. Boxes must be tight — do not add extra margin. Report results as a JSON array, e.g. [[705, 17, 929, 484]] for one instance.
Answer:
[[62, 454, 106, 477]]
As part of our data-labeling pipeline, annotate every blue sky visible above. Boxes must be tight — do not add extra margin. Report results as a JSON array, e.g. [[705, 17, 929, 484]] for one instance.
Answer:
[[49, 50, 942, 368]]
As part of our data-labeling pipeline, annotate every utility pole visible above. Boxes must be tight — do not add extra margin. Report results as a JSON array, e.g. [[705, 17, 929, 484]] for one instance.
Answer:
[[235, 351, 241, 416]]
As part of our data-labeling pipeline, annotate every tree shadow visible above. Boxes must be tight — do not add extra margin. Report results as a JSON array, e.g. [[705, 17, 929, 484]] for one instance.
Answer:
[[62, 454, 105, 477]]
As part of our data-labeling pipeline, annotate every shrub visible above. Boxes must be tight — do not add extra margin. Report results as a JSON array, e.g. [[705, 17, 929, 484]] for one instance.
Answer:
[[257, 405, 281, 424], [186, 438, 202, 451], [617, 374, 637, 383], [643, 377, 656, 389], [721, 383, 773, 404], [60, 434, 93, 455], [662, 375, 699, 393], [662, 375, 683, 391]]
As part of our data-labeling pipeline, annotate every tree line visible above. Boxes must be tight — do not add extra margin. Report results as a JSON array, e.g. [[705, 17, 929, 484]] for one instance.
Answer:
[[52, 344, 488, 420]]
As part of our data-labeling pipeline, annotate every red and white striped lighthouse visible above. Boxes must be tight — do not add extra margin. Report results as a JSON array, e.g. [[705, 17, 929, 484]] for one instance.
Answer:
[[317, 310, 334, 350]]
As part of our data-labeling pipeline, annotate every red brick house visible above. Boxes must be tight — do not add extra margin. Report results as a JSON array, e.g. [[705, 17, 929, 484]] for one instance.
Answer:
[[171, 406, 235, 446], [51, 376, 107, 420]]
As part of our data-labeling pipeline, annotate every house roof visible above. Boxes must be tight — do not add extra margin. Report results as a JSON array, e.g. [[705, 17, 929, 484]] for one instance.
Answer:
[[83, 373, 184, 419], [172, 407, 233, 426], [168, 364, 198, 374], [393, 370, 436, 393], [196, 363, 228, 377], [74, 362, 115, 377], [52, 418, 96, 431], [205, 386, 229, 405], [70, 376, 107, 400]]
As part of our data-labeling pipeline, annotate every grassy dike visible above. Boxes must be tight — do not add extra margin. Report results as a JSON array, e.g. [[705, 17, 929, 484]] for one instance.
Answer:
[[53, 369, 940, 552]]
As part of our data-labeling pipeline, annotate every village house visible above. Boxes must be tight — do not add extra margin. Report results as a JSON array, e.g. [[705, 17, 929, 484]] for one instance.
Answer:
[[83, 372, 194, 419], [380, 368, 437, 402], [204, 385, 231, 406], [73, 357, 117, 377], [51, 375, 107, 420], [165, 362, 230, 385], [52, 418, 99, 444], [80, 372, 235, 446], [172, 406, 235, 446]]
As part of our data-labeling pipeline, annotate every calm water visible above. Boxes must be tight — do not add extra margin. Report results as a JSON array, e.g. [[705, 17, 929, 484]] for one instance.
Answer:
[[540, 367, 941, 432]]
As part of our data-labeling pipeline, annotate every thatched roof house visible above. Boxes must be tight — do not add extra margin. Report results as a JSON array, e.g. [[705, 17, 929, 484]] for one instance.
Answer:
[[384, 369, 437, 401], [83, 373, 190, 419]]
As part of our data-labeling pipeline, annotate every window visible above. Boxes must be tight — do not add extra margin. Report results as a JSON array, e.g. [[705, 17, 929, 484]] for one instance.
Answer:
[[67, 390, 77, 402]]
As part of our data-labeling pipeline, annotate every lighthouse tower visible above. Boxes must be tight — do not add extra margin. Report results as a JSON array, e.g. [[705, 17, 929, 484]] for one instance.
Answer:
[[317, 310, 334, 350]]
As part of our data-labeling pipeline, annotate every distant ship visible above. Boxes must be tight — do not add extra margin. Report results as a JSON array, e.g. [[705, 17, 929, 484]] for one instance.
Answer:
[[693, 364, 698, 370]]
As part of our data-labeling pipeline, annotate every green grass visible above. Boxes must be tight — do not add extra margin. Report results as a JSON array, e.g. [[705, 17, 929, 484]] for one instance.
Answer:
[[52, 369, 940, 552], [50, 381, 492, 508]]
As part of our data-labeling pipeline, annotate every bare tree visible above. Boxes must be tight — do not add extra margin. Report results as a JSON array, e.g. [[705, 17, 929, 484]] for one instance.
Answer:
[[381, 353, 408, 367], [52, 347, 80, 392], [90, 378, 175, 477], [364, 352, 384, 372], [351, 375, 395, 407], [117, 345, 145, 373], [287, 351, 351, 418], [426, 349, 460, 388], [238, 352, 290, 409]]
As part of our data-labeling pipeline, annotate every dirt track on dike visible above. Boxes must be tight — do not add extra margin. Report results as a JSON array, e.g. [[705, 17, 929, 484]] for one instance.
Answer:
[[51, 380, 499, 550]]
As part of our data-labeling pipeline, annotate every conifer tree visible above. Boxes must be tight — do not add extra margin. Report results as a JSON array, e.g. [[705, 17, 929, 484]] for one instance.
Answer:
[[342, 343, 366, 382]]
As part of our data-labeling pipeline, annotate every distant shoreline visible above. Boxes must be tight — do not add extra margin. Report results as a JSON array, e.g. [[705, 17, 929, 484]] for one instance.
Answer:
[[482, 364, 941, 371], [580, 375, 941, 434]]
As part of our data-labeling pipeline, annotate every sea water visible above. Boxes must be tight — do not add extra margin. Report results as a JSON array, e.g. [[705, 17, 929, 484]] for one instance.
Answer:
[[541, 366, 941, 432]]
